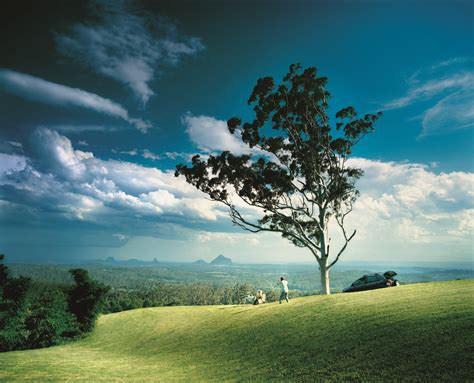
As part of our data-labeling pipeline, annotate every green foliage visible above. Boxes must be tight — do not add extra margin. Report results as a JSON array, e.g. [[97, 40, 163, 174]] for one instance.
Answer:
[[68, 268, 110, 332], [0, 259, 31, 351], [264, 289, 278, 302], [25, 287, 79, 348], [0, 254, 8, 287], [176, 64, 381, 222], [0, 310, 30, 352], [101, 283, 256, 313], [1, 280, 472, 381], [0, 256, 109, 351], [2, 276, 31, 308]]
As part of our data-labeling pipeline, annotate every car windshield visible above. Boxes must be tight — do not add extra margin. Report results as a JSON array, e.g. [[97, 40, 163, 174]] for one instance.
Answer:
[[367, 275, 378, 283], [352, 278, 366, 286]]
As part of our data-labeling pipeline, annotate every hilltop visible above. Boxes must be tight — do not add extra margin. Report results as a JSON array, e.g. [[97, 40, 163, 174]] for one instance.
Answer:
[[210, 254, 232, 265], [1, 280, 472, 381]]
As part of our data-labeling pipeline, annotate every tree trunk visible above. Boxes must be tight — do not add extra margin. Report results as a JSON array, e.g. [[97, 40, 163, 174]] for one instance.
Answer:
[[320, 264, 330, 295], [318, 226, 331, 295]]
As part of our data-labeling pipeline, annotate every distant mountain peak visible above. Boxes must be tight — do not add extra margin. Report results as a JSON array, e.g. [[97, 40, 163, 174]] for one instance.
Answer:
[[210, 255, 232, 265], [194, 259, 207, 265]]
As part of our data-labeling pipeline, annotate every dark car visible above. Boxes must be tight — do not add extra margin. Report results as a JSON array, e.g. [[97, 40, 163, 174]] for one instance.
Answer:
[[342, 271, 399, 293]]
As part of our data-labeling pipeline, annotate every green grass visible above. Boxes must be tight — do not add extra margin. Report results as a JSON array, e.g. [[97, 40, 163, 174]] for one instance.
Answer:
[[1, 280, 473, 382]]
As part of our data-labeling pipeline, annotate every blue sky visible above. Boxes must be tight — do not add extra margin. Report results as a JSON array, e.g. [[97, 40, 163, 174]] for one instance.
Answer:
[[0, 0, 472, 264]]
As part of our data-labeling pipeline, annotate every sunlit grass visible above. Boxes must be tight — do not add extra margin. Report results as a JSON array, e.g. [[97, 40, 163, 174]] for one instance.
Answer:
[[1, 280, 472, 381]]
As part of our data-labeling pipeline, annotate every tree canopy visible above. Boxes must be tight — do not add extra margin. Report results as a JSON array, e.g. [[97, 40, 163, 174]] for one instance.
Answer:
[[176, 64, 382, 294]]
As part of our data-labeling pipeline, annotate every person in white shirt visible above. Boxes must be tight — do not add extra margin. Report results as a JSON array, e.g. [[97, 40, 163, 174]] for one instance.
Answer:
[[279, 277, 289, 304]]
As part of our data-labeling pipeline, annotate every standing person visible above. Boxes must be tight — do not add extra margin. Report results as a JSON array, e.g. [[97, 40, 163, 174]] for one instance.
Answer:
[[279, 277, 289, 304]]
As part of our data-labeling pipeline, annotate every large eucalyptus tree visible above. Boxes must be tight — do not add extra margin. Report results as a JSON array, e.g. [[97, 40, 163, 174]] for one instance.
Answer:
[[176, 64, 382, 294]]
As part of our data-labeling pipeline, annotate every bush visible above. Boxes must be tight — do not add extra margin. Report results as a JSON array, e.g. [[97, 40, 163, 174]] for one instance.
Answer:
[[0, 272, 31, 351], [0, 254, 8, 287], [68, 269, 110, 332], [2, 276, 31, 308], [265, 290, 278, 303], [0, 311, 30, 351], [26, 287, 79, 348], [0, 256, 109, 351]]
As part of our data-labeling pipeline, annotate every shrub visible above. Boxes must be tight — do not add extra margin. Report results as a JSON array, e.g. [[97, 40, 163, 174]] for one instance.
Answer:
[[0, 273, 31, 351], [68, 269, 110, 332], [0, 256, 109, 351], [26, 287, 79, 348], [0, 311, 30, 351]]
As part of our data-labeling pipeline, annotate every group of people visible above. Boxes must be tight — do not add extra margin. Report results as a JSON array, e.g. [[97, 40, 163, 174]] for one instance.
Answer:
[[253, 276, 289, 305]]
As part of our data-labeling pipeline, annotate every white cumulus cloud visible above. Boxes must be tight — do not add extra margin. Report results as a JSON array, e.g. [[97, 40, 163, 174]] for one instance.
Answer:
[[31, 127, 91, 180], [346, 158, 474, 248], [184, 114, 268, 156], [1, 128, 225, 227]]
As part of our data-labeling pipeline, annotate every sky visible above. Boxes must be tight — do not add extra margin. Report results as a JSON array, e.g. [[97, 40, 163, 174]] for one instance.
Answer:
[[0, 0, 473, 265]]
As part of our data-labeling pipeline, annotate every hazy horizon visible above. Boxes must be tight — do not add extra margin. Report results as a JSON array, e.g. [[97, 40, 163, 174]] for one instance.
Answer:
[[5, 255, 472, 271]]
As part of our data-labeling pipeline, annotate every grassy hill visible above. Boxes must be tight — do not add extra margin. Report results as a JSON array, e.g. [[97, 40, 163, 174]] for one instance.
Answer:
[[1, 280, 472, 382]]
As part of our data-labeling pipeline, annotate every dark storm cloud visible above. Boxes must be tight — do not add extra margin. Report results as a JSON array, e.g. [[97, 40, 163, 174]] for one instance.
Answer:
[[55, 0, 205, 105]]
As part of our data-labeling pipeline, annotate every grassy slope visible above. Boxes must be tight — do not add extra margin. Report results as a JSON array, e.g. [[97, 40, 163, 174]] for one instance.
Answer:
[[1, 280, 473, 382]]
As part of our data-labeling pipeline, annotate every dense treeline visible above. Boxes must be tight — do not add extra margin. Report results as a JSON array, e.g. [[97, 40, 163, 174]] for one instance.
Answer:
[[0, 255, 108, 352], [9, 263, 473, 295], [101, 283, 301, 313], [7, 263, 370, 293]]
